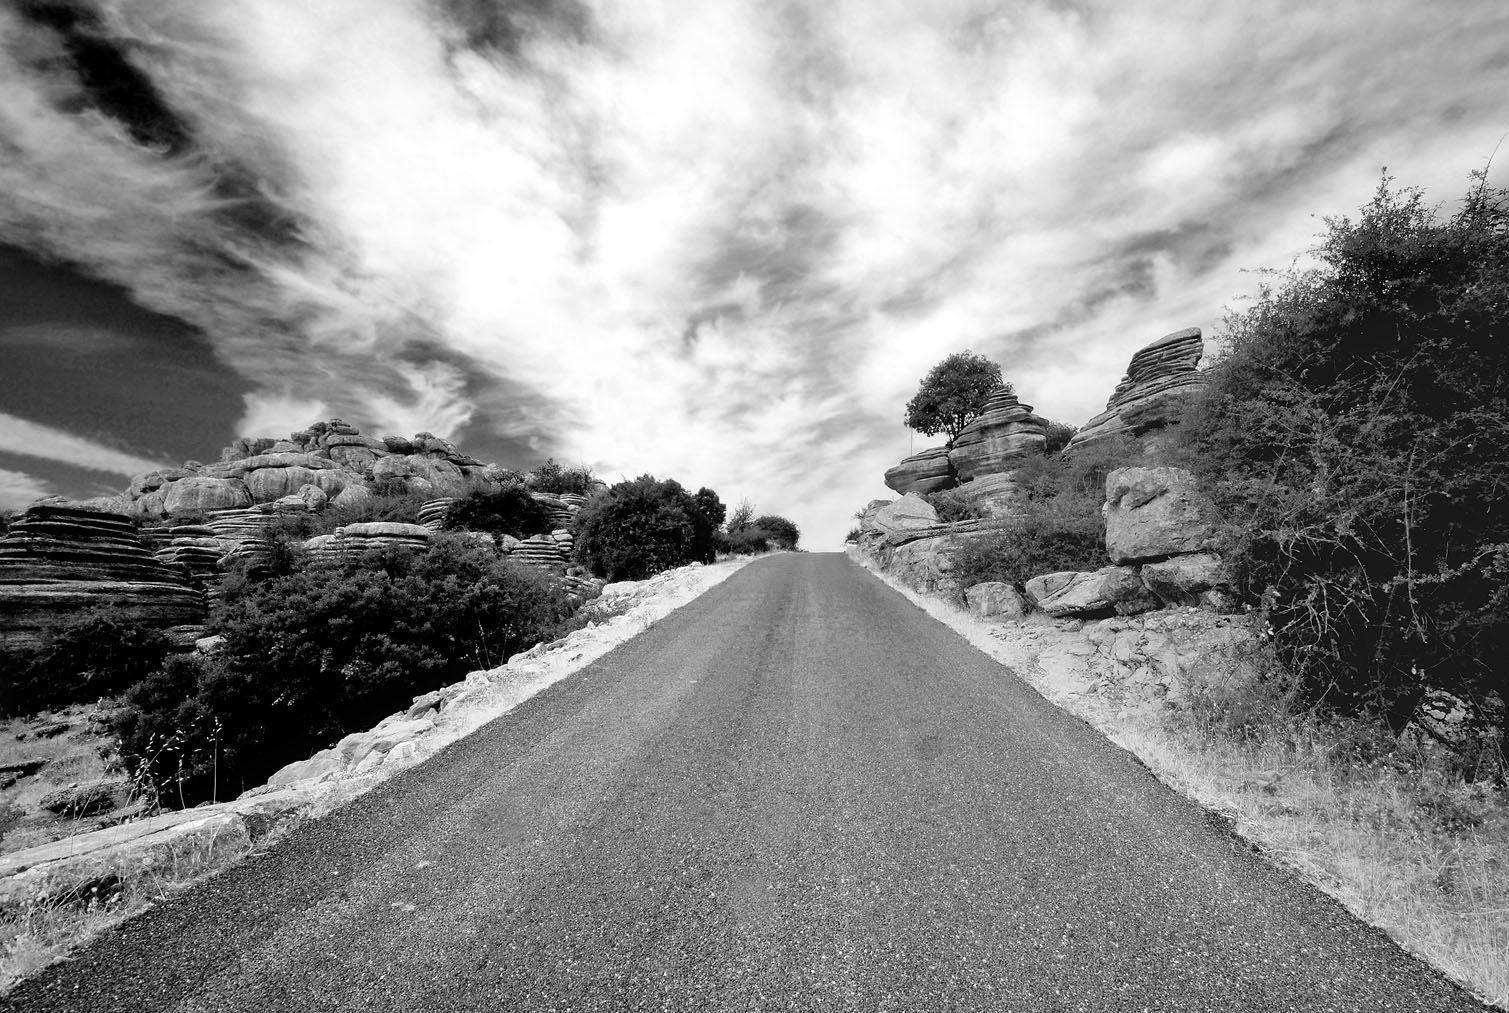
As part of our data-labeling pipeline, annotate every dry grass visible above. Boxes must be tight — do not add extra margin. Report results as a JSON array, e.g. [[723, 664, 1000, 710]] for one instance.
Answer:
[[1112, 705, 1508, 1009], [0, 809, 291, 992]]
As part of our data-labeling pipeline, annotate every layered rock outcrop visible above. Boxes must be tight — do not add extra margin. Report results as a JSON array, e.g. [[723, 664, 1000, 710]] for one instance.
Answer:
[[883, 447, 955, 496], [947, 387, 1048, 481], [0, 503, 205, 650], [108, 419, 506, 520], [1067, 328, 1206, 452]]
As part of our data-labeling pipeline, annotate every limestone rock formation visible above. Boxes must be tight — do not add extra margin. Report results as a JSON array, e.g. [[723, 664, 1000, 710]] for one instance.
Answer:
[[884, 447, 955, 496], [102, 418, 513, 521], [947, 387, 1048, 482], [0, 503, 205, 650], [1067, 328, 1206, 452], [140, 524, 227, 588], [303, 523, 432, 561], [418, 498, 458, 532], [1104, 467, 1220, 564]]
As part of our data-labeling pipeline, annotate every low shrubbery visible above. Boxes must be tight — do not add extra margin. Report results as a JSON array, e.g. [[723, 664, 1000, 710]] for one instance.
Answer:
[[443, 485, 552, 539], [0, 609, 174, 717], [573, 476, 723, 580], [111, 534, 577, 805], [947, 435, 1136, 589], [529, 458, 596, 496]]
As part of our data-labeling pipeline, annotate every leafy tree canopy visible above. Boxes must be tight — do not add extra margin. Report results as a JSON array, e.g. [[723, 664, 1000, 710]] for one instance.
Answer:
[[904, 351, 1004, 444]]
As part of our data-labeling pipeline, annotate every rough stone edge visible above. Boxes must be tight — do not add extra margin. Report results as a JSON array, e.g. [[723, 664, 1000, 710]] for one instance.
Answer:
[[0, 555, 761, 908]]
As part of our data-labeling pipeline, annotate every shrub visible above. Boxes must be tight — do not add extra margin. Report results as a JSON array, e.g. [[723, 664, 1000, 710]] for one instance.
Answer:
[[1180, 170, 1509, 734], [113, 534, 576, 804], [924, 487, 989, 523], [530, 458, 596, 495], [845, 527, 862, 543], [444, 485, 552, 539], [1042, 420, 1078, 455], [0, 608, 174, 716], [752, 515, 800, 551], [947, 434, 1133, 589], [573, 475, 719, 579], [717, 527, 769, 555], [949, 511, 1106, 590]]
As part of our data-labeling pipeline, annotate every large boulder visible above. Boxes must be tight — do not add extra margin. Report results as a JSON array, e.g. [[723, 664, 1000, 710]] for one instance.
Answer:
[[370, 455, 468, 498], [1023, 565, 1154, 618], [1068, 328, 1207, 452], [1104, 467, 1219, 564], [1140, 552, 1227, 606], [867, 493, 940, 539], [947, 387, 1048, 482], [160, 477, 251, 515], [1025, 570, 1115, 618], [243, 465, 347, 503], [884, 447, 956, 496]]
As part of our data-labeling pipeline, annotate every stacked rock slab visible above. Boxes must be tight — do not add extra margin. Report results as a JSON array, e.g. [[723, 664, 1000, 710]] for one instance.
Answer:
[[508, 532, 571, 572], [303, 523, 432, 561], [0, 503, 205, 650], [947, 387, 1048, 482], [418, 498, 458, 532], [1067, 328, 1206, 452], [140, 524, 227, 588], [883, 446, 955, 496]]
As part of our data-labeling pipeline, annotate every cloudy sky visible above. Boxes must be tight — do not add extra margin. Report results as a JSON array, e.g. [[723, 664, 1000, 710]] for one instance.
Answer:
[[1, 0, 1506, 545]]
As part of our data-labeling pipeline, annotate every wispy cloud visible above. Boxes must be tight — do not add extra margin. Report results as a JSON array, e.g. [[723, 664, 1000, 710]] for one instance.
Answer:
[[0, 468, 53, 513], [0, 412, 169, 477], [0, 0, 1505, 544]]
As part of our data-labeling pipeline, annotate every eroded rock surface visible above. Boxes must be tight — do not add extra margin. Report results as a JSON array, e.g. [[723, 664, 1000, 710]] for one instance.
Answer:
[[0, 503, 205, 650], [1068, 328, 1206, 452], [1104, 467, 1220, 564], [947, 387, 1048, 481], [884, 447, 955, 496]]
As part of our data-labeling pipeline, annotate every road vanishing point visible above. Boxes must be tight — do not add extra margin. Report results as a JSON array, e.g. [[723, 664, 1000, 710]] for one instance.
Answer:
[[4, 553, 1490, 1012]]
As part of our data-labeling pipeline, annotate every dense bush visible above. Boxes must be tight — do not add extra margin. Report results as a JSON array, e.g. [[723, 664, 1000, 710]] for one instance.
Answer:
[[949, 513, 1106, 590], [752, 515, 800, 551], [0, 608, 174, 716], [1179, 171, 1509, 734], [444, 485, 552, 539], [530, 458, 596, 496], [573, 476, 721, 579], [112, 535, 577, 804], [924, 487, 988, 523]]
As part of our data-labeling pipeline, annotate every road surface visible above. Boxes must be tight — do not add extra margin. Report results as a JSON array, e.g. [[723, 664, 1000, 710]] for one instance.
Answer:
[[4, 553, 1488, 1011]]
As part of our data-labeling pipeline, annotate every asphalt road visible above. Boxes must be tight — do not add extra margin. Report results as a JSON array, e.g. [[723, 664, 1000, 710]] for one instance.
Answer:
[[4, 553, 1489, 1012]]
